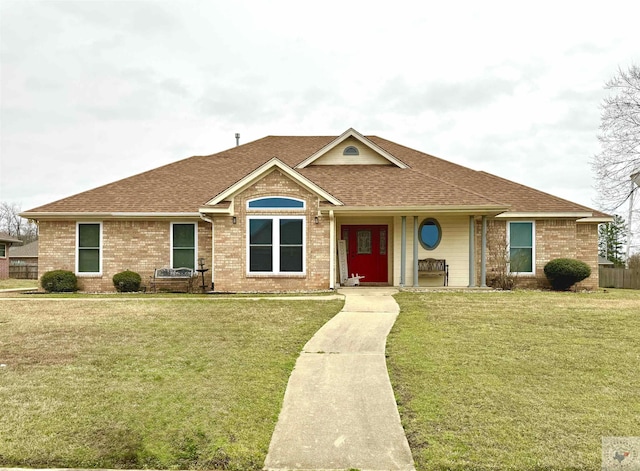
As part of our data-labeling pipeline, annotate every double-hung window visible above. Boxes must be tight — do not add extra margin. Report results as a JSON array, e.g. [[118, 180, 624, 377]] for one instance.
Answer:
[[508, 221, 535, 274], [247, 197, 305, 275], [171, 223, 197, 270], [0, 243, 6, 258], [248, 217, 305, 274], [77, 222, 102, 274]]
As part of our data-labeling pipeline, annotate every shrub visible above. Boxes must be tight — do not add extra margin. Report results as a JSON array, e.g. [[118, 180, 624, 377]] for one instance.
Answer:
[[113, 270, 142, 292], [543, 258, 591, 291], [41, 270, 78, 293]]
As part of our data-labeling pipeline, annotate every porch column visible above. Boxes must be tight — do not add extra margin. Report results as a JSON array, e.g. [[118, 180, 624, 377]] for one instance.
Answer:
[[400, 216, 406, 287], [469, 216, 476, 287], [413, 216, 419, 287], [211, 218, 216, 291], [481, 215, 487, 288], [329, 210, 335, 290]]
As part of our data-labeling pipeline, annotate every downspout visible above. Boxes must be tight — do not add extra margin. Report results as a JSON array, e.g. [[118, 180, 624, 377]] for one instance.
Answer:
[[413, 216, 419, 287], [329, 210, 335, 290], [400, 216, 406, 287], [200, 213, 215, 290]]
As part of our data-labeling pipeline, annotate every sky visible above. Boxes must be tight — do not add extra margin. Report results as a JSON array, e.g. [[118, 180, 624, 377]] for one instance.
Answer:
[[1, 0, 639, 218]]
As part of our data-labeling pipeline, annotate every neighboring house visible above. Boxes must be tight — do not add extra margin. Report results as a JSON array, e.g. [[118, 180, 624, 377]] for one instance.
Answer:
[[8, 240, 38, 279], [598, 256, 615, 267], [22, 128, 611, 292], [0, 232, 23, 280]]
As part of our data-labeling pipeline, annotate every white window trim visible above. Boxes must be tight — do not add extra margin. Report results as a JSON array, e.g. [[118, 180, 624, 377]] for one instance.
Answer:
[[246, 196, 305, 210], [170, 222, 198, 269], [0, 243, 6, 258], [76, 222, 103, 276], [507, 220, 536, 275], [246, 215, 306, 275]]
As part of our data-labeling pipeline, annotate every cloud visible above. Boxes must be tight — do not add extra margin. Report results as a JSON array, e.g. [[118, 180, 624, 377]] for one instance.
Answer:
[[376, 76, 519, 115], [50, 0, 180, 36]]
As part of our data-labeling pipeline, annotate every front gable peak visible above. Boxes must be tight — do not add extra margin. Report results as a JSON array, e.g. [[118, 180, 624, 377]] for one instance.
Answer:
[[203, 157, 343, 208], [296, 128, 409, 169]]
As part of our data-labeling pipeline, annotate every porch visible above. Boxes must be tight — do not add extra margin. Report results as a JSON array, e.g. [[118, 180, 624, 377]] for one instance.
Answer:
[[326, 212, 493, 289]]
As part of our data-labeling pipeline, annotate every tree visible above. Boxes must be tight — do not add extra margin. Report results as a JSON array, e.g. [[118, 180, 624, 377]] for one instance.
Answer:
[[593, 64, 640, 212], [598, 215, 627, 267], [0, 202, 37, 243], [628, 253, 640, 270]]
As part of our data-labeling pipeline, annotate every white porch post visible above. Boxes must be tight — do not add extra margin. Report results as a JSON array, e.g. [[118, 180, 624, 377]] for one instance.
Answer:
[[211, 218, 216, 290], [400, 216, 406, 287], [329, 210, 335, 290], [481, 215, 487, 288], [469, 216, 476, 287], [413, 216, 419, 287]]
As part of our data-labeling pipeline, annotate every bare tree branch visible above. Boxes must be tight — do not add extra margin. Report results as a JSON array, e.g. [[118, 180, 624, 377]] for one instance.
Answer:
[[0, 202, 38, 242], [592, 64, 640, 212]]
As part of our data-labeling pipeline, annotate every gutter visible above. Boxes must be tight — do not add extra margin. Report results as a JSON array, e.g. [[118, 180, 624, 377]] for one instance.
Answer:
[[20, 212, 203, 220]]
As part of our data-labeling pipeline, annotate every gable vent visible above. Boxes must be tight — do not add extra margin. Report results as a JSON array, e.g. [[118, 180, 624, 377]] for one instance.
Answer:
[[343, 146, 359, 156]]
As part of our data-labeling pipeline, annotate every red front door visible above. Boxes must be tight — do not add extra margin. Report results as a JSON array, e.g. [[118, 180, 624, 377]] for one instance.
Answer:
[[341, 225, 388, 283]]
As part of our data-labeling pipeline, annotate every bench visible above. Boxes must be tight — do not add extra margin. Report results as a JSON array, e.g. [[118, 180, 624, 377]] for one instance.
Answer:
[[150, 267, 195, 293], [418, 258, 449, 286]]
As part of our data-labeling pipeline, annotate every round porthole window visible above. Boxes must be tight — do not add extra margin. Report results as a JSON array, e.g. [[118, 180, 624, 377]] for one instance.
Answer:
[[419, 218, 441, 250]]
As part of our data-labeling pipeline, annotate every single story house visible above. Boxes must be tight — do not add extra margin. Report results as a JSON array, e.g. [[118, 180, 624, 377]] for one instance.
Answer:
[[0, 232, 23, 280], [22, 128, 611, 292]]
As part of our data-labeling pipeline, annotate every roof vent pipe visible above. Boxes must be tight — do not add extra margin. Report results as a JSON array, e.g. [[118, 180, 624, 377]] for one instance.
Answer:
[[235, 133, 240, 147]]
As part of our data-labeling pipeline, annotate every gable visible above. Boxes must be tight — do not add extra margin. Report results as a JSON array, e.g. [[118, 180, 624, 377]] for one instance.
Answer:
[[308, 136, 394, 166], [201, 158, 342, 215], [296, 128, 408, 169]]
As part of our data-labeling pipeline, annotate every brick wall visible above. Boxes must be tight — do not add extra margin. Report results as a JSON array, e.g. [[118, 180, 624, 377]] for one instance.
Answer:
[[38, 220, 212, 292], [479, 218, 599, 290], [212, 170, 330, 292]]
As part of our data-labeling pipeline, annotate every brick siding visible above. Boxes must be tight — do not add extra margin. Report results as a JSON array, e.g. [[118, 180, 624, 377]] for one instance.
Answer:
[[478, 218, 599, 290], [212, 170, 330, 292], [38, 220, 212, 292]]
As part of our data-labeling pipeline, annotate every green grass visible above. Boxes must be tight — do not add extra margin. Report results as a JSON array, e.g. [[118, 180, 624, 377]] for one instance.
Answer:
[[388, 289, 640, 471], [0, 298, 343, 469]]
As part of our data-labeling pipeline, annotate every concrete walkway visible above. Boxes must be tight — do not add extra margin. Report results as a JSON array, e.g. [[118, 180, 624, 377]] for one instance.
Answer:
[[264, 287, 415, 471]]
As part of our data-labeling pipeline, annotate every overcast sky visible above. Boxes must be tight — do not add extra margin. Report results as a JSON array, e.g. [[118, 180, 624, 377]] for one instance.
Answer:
[[1, 0, 639, 214]]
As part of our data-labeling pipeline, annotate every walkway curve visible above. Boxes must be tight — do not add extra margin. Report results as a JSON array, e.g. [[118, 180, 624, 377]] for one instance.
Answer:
[[264, 287, 415, 471]]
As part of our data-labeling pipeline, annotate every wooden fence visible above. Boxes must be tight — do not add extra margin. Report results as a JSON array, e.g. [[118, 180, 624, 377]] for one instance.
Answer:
[[599, 267, 640, 289], [8, 264, 38, 280]]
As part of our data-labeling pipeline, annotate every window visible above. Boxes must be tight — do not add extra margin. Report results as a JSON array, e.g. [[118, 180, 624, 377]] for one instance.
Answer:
[[418, 218, 442, 250], [77, 223, 101, 274], [248, 216, 305, 274], [248, 197, 304, 209], [172, 223, 197, 269], [508, 221, 534, 274], [0, 243, 5, 258], [343, 146, 359, 156]]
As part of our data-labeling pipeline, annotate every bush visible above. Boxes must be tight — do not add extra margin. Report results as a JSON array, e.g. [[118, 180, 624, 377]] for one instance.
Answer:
[[112, 270, 142, 292], [41, 270, 78, 293], [543, 258, 591, 291]]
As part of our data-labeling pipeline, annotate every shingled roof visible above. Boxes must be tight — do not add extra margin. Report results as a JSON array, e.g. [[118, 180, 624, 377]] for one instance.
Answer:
[[23, 132, 607, 218]]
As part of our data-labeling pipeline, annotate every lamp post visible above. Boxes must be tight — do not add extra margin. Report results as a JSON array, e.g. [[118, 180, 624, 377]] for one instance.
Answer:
[[196, 257, 209, 293]]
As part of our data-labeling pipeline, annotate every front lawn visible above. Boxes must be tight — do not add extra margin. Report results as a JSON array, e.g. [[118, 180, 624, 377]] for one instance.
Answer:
[[0, 297, 343, 469], [0, 278, 38, 290], [388, 290, 640, 471]]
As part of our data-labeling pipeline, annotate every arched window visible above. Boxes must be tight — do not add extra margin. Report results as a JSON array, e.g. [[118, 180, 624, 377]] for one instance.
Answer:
[[343, 146, 359, 156], [248, 197, 305, 209], [418, 218, 442, 250]]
